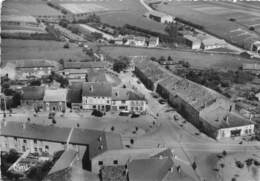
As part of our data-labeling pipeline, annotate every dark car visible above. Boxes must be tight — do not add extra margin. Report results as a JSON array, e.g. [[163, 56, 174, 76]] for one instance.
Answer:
[[158, 99, 166, 104]]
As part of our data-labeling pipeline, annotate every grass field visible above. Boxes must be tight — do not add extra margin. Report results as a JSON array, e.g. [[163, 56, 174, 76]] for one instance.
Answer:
[[2, 0, 63, 16], [157, 1, 260, 48], [2, 39, 88, 65], [101, 46, 260, 70]]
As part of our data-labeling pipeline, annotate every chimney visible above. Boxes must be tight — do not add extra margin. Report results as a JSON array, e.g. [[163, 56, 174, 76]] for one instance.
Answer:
[[22, 122, 26, 130], [169, 167, 174, 173], [225, 115, 230, 125], [90, 85, 93, 92]]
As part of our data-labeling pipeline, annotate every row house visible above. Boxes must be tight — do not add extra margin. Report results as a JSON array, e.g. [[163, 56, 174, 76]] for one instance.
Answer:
[[135, 59, 255, 140], [111, 88, 146, 113], [0, 121, 123, 172], [82, 82, 112, 112]]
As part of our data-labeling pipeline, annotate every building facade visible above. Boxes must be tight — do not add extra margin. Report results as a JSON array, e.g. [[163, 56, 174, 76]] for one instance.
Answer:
[[111, 88, 146, 113], [43, 89, 67, 112], [82, 83, 112, 111]]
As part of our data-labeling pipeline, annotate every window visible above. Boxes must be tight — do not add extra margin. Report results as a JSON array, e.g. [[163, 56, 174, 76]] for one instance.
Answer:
[[98, 161, 103, 166], [45, 145, 49, 150], [34, 147, 38, 152], [121, 100, 126, 104], [34, 139, 37, 144], [14, 137, 17, 141], [93, 105, 96, 109], [23, 140, 27, 143], [39, 148, 43, 152], [107, 100, 110, 104], [113, 160, 118, 165]]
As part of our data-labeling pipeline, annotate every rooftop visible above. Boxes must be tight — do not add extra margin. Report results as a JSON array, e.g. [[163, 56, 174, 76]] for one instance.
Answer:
[[44, 89, 67, 102], [135, 60, 171, 83], [0, 121, 123, 159], [21, 86, 45, 100], [82, 82, 112, 98], [48, 149, 77, 175], [128, 157, 173, 181], [16, 59, 58, 68], [158, 74, 226, 111], [63, 61, 108, 69], [112, 88, 145, 101], [67, 82, 82, 103]]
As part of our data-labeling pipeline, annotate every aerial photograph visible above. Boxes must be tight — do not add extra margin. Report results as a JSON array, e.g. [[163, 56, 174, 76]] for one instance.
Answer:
[[0, 0, 260, 180]]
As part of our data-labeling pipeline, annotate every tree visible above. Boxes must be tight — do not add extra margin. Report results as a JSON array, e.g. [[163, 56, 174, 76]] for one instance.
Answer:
[[63, 43, 70, 49], [168, 56, 173, 61], [12, 93, 21, 108]]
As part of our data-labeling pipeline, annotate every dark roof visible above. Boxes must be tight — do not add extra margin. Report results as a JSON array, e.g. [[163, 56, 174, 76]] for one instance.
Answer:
[[46, 166, 99, 181], [128, 157, 173, 181], [0, 121, 123, 159], [48, 149, 77, 175], [67, 82, 82, 103], [112, 88, 145, 101], [87, 69, 108, 83], [21, 86, 45, 100], [16, 59, 57, 68], [64, 61, 108, 69], [82, 82, 112, 97]]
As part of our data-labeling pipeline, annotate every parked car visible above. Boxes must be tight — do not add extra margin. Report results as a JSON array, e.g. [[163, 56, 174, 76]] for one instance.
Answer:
[[119, 110, 130, 116], [158, 99, 166, 104], [131, 112, 140, 118]]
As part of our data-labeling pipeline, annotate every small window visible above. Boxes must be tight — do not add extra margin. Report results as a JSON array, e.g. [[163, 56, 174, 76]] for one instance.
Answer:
[[98, 161, 103, 166], [23, 140, 27, 143], [39, 148, 43, 152], [14, 137, 17, 141], [34, 147, 38, 152], [22, 146, 26, 152], [45, 145, 49, 150], [34, 139, 37, 144], [113, 160, 118, 165]]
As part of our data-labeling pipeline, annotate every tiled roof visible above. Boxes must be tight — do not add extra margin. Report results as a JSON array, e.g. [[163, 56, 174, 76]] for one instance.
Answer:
[[128, 157, 173, 181], [48, 149, 77, 175], [112, 88, 145, 101], [64, 61, 108, 69], [21, 86, 45, 100], [44, 89, 67, 102], [135, 60, 171, 83], [200, 111, 254, 129], [67, 82, 82, 103], [159, 76, 225, 111], [16, 59, 57, 68], [0, 121, 123, 159], [82, 82, 112, 97]]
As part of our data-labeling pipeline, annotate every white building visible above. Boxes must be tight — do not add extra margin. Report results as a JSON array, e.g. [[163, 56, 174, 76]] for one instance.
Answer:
[[82, 82, 112, 111], [147, 11, 174, 24], [111, 88, 146, 113], [148, 37, 159, 47]]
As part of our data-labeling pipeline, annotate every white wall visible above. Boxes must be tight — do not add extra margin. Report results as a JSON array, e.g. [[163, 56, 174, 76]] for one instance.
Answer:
[[217, 124, 255, 139], [82, 96, 111, 110]]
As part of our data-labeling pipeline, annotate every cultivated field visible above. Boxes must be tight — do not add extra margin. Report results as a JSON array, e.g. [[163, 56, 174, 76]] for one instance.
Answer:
[[101, 46, 260, 70], [157, 1, 260, 48], [1, 39, 88, 65], [2, 0, 63, 16]]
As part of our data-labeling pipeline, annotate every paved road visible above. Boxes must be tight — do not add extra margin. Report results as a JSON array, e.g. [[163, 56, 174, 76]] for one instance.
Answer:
[[119, 69, 260, 181]]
